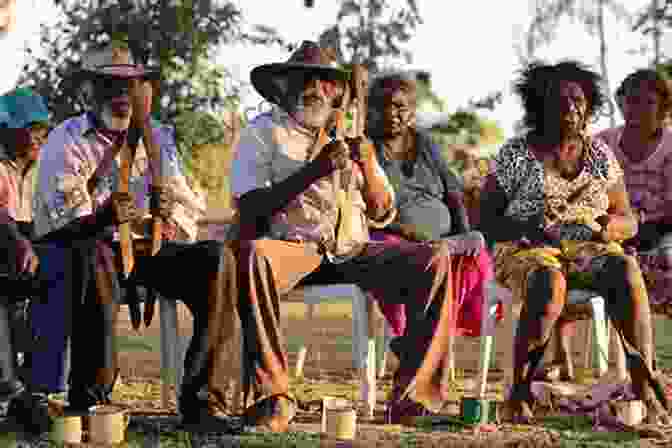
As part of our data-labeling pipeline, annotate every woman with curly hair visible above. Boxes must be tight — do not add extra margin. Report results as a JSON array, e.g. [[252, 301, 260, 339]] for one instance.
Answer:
[[596, 70, 672, 319], [479, 60, 668, 424]]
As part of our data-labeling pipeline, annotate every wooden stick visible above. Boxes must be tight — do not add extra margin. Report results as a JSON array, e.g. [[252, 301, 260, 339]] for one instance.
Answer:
[[144, 126, 164, 328], [117, 141, 135, 278]]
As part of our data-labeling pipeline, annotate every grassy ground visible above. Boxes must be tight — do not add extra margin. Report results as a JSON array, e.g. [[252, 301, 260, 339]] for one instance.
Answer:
[[3, 300, 672, 446]]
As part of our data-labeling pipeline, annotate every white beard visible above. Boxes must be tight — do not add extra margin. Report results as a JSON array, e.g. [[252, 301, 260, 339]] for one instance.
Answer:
[[100, 104, 131, 130], [292, 98, 332, 131]]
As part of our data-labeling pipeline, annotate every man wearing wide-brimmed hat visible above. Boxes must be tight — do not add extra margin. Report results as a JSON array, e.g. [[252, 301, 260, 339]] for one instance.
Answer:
[[31, 41, 240, 431], [232, 41, 486, 431]]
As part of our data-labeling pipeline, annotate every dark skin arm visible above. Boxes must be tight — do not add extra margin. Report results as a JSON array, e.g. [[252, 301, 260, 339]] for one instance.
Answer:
[[237, 136, 350, 240], [444, 191, 470, 235], [477, 173, 544, 246], [237, 163, 324, 240], [596, 177, 638, 242]]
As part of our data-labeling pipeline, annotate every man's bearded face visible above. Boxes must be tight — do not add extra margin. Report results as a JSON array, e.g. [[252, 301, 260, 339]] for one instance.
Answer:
[[93, 76, 132, 119], [289, 74, 343, 130]]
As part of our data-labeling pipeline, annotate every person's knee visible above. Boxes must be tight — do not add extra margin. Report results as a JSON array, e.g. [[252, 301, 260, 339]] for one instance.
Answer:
[[527, 267, 566, 317], [604, 254, 640, 280], [203, 240, 237, 267]]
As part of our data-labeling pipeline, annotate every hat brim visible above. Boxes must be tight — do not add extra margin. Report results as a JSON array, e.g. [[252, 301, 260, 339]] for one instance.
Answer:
[[70, 66, 161, 83], [251, 63, 350, 106]]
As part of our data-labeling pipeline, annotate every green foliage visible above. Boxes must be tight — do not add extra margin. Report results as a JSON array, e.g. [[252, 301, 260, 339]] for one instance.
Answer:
[[21, 0, 286, 151], [322, 0, 422, 71]]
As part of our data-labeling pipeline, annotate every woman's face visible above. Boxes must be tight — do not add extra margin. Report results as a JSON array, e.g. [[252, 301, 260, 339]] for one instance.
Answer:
[[623, 81, 664, 132], [382, 88, 413, 138], [558, 81, 588, 139], [14, 124, 47, 162]]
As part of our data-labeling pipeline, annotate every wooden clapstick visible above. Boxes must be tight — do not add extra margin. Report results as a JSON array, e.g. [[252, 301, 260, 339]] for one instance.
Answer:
[[117, 141, 135, 278], [144, 134, 164, 328], [332, 109, 354, 248]]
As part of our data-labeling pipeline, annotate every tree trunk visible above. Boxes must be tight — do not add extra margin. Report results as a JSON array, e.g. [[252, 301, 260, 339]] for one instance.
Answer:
[[597, 0, 616, 128], [652, 0, 661, 66]]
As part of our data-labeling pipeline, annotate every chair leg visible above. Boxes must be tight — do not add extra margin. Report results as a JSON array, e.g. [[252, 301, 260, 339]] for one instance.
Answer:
[[589, 296, 609, 376], [294, 303, 315, 379], [159, 296, 179, 410], [583, 320, 593, 370], [476, 302, 499, 398], [363, 298, 377, 418], [377, 321, 390, 379], [612, 319, 628, 382]]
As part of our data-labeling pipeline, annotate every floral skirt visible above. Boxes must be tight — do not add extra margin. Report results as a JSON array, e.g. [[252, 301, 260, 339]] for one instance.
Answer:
[[493, 240, 630, 305]]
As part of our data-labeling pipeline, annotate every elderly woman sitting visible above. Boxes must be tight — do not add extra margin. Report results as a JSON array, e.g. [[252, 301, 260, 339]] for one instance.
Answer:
[[479, 60, 669, 425], [596, 69, 672, 319], [366, 72, 496, 341]]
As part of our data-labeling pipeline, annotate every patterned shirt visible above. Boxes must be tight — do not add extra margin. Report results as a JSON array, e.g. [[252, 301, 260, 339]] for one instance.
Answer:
[[0, 158, 36, 224], [596, 126, 672, 223], [491, 135, 623, 231], [33, 113, 203, 241], [231, 107, 396, 260]]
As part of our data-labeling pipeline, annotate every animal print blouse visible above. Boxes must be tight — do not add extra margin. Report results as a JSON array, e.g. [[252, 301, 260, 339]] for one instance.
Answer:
[[491, 135, 623, 232]]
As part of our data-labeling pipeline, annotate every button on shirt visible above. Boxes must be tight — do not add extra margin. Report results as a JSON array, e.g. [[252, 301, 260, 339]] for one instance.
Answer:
[[231, 107, 397, 261], [32, 113, 201, 240]]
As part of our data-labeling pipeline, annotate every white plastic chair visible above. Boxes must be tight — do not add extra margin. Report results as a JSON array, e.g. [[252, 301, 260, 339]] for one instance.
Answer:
[[475, 282, 627, 398], [152, 221, 393, 417]]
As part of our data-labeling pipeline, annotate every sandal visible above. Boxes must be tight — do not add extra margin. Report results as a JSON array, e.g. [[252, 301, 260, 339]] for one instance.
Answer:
[[536, 362, 573, 382], [385, 396, 462, 425], [242, 393, 297, 432], [501, 383, 536, 425]]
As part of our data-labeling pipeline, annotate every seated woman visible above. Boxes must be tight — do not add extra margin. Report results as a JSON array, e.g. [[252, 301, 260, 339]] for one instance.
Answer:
[[365, 73, 496, 420], [551, 70, 672, 379], [479, 60, 669, 425], [596, 69, 672, 319]]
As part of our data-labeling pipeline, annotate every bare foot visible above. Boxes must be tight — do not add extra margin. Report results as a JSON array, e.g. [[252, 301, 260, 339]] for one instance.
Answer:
[[502, 399, 535, 424], [645, 398, 672, 425]]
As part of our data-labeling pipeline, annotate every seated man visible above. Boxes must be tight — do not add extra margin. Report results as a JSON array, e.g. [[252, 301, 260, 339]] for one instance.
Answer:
[[32, 42, 239, 429], [0, 88, 51, 433], [232, 41, 489, 431]]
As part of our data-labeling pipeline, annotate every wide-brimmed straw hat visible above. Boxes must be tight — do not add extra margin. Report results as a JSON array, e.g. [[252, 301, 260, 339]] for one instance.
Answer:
[[250, 40, 350, 107], [70, 43, 160, 83]]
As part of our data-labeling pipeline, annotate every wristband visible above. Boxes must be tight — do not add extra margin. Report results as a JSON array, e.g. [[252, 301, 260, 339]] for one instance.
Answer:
[[149, 188, 161, 212]]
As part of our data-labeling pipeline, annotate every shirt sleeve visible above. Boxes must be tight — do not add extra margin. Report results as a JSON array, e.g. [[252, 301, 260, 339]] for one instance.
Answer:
[[230, 123, 273, 202], [32, 125, 93, 238], [0, 164, 15, 224]]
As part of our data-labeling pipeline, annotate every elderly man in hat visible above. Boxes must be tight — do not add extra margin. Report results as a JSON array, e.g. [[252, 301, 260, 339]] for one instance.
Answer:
[[232, 41, 487, 432], [31, 42, 239, 430]]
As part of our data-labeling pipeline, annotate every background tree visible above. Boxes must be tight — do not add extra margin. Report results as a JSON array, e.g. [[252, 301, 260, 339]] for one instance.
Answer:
[[516, 0, 631, 127], [633, 0, 669, 66], [318, 0, 421, 71]]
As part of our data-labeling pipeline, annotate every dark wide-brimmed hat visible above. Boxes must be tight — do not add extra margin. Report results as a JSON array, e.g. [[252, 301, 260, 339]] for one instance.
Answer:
[[70, 43, 160, 84], [250, 40, 350, 107]]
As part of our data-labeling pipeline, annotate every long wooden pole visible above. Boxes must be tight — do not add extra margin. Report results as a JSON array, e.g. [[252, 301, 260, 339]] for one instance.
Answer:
[[117, 142, 135, 278]]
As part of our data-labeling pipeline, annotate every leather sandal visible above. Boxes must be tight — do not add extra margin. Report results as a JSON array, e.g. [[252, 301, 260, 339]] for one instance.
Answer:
[[242, 393, 297, 433]]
